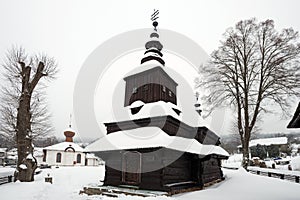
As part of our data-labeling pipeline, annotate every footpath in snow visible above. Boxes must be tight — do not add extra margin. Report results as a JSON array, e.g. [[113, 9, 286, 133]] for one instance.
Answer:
[[0, 166, 300, 200]]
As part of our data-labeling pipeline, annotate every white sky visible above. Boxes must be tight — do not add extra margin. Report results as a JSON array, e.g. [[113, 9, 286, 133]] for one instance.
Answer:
[[0, 0, 299, 141]]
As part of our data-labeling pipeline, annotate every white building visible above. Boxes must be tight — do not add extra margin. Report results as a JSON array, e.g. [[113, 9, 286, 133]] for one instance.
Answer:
[[42, 127, 100, 166], [85, 153, 103, 166]]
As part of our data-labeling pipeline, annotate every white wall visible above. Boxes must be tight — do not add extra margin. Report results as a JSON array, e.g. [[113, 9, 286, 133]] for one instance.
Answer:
[[86, 158, 99, 166], [45, 150, 85, 166]]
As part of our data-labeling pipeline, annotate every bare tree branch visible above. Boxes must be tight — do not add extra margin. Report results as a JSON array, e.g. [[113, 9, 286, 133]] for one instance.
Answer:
[[0, 46, 58, 181]]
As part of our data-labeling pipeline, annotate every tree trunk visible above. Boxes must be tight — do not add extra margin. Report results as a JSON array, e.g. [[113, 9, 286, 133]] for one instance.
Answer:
[[15, 66, 37, 182], [242, 140, 250, 169]]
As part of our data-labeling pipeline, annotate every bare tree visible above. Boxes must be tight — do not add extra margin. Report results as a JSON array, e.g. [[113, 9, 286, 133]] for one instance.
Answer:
[[0, 46, 57, 181], [198, 19, 300, 168]]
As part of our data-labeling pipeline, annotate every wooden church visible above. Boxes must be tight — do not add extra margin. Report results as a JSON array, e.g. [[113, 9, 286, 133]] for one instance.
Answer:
[[86, 12, 229, 193]]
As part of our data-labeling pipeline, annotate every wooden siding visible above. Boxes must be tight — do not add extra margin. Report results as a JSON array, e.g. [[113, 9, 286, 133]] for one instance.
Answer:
[[161, 153, 193, 185], [200, 156, 223, 184], [96, 148, 224, 192], [124, 67, 177, 106]]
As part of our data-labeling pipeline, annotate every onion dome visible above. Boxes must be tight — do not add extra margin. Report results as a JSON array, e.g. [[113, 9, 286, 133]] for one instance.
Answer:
[[141, 10, 165, 66], [64, 125, 75, 142]]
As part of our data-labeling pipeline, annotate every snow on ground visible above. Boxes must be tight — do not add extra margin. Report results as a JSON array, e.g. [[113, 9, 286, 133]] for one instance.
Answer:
[[174, 168, 300, 200], [1, 166, 300, 200], [222, 153, 242, 169], [223, 154, 300, 172], [0, 166, 105, 200]]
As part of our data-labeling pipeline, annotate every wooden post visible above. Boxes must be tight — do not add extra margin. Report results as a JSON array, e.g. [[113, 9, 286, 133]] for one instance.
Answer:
[[45, 177, 53, 184], [8, 175, 12, 182], [45, 174, 53, 184], [268, 172, 271, 177], [280, 174, 284, 180]]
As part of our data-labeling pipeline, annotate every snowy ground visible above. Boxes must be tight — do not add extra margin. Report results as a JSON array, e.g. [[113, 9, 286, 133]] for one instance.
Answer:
[[0, 166, 300, 200], [222, 154, 300, 171], [0, 166, 105, 200]]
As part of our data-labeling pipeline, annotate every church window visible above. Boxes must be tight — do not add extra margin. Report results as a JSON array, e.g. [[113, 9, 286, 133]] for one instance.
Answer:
[[56, 153, 62, 163], [169, 90, 172, 97], [162, 86, 166, 92], [77, 154, 81, 163]]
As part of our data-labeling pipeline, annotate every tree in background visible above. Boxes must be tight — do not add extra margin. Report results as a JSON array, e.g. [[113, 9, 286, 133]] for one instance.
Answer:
[[267, 144, 280, 158], [198, 19, 300, 168], [254, 144, 268, 159], [0, 47, 57, 181]]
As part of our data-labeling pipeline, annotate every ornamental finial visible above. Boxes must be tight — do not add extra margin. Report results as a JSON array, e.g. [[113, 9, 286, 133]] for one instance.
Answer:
[[151, 9, 159, 31]]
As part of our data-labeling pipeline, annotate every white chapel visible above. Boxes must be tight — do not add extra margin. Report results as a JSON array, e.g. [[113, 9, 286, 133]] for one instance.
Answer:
[[42, 127, 100, 166]]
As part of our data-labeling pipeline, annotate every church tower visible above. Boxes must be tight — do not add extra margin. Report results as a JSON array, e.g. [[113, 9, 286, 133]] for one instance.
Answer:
[[123, 12, 178, 106], [86, 10, 228, 193]]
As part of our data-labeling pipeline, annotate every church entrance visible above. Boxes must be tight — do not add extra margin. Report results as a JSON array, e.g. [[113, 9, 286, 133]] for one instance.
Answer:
[[122, 151, 141, 185]]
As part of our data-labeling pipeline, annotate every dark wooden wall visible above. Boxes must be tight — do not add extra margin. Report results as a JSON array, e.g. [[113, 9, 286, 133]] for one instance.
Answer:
[[161, 150, 193, 186], [124, 67, 177, 106], [200, 156, 223, 185], [96, 151, 122, 186], [95, 148, 224, 192]]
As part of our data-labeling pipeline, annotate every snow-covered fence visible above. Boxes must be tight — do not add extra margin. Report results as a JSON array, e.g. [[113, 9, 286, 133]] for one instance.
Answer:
[[0, 175, 13, 185], [248, 169, 300, 184]]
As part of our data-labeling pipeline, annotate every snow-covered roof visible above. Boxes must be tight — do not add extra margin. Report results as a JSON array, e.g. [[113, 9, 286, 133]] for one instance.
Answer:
[[124, 64, 164, 79], [7, 155, 17, 160], [64, 127, 75, 132], [7, 148, 17, 153], [128, 100, 182, 121], [33, 147, 44, 157], [238, 137, 288, 148], [85, 153, 99, 159], [44, 142, 84, 152], [85, 127, 229, 157]]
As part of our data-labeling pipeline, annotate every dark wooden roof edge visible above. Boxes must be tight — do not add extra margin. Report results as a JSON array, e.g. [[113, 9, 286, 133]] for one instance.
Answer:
[[123, 66, 178, 86], [104, 115, 220, 139], [287, 102, 300, 128], [98, 146, 227, 158], [105, 115, 195, 131], [105, 115, 176, 127]]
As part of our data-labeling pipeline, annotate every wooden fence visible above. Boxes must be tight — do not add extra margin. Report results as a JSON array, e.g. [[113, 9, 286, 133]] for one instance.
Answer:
[[0, 175, 13, 185], [247, 169, 300, 184]]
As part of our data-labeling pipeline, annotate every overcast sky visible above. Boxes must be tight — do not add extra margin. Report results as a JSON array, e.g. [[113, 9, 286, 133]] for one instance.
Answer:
[[0, 0, 299, 141]]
